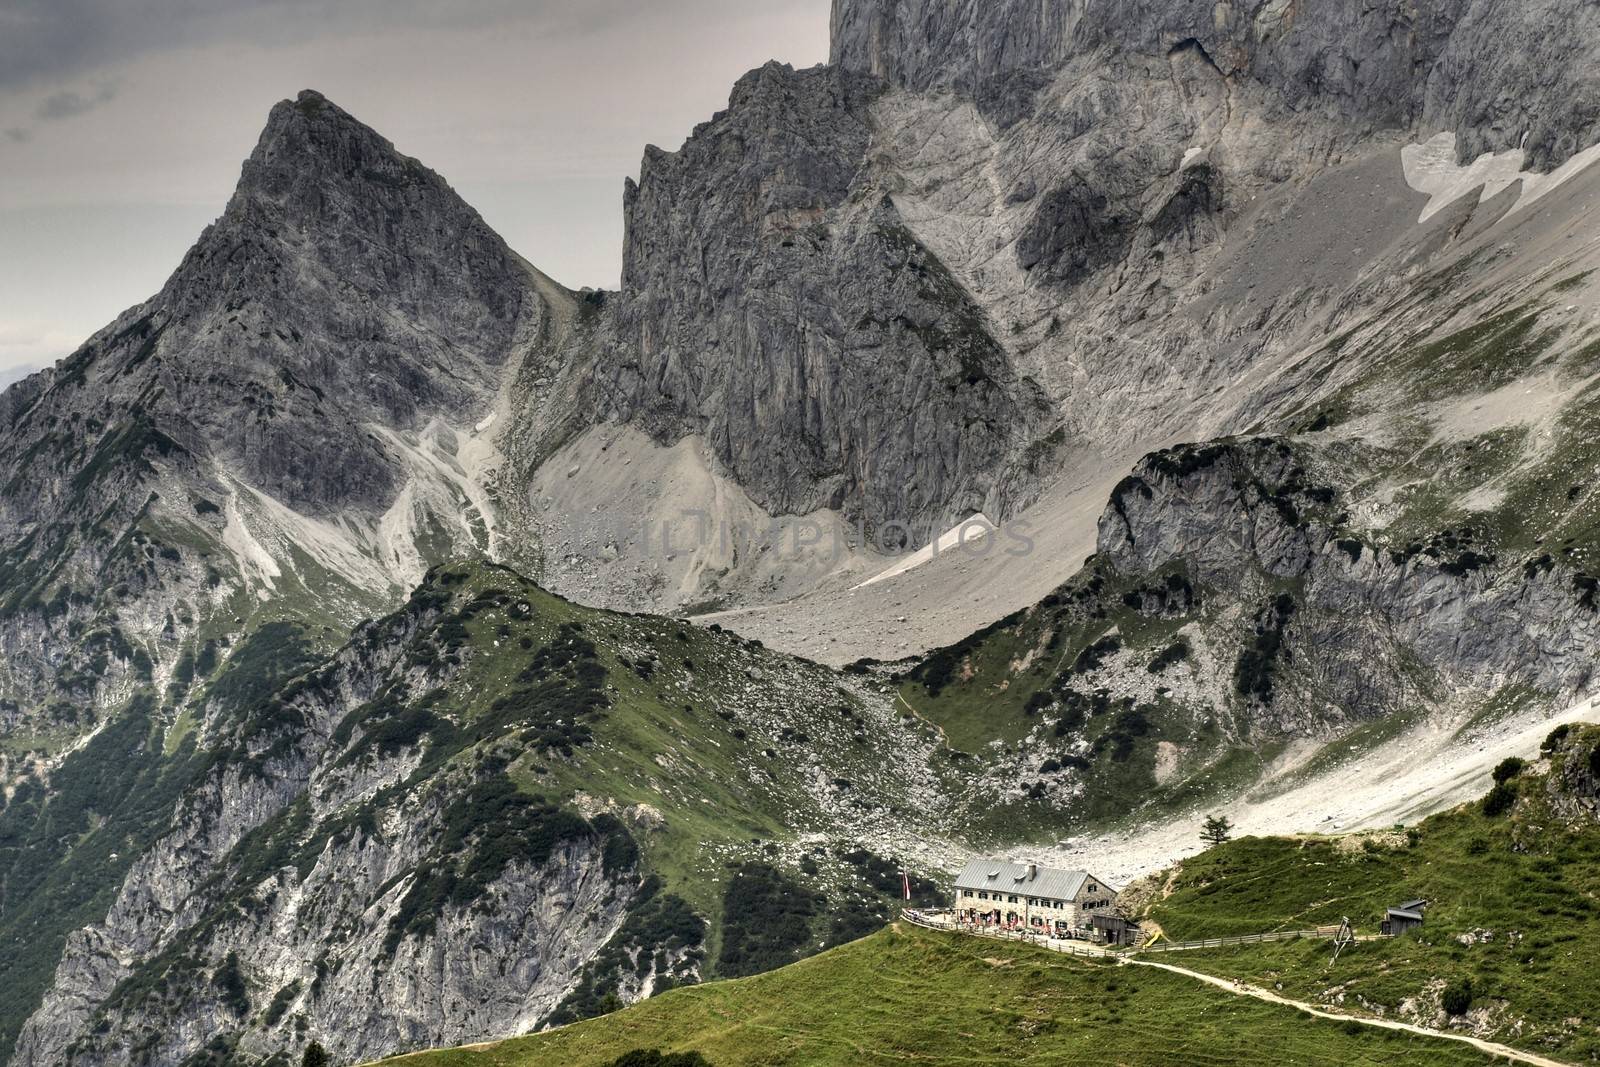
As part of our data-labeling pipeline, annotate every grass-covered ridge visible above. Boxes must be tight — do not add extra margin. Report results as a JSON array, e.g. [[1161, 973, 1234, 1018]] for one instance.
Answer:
[[1147, 725, 1600, 1060], [398, 565, 957, 937], [373, 922, 1493, 1067]]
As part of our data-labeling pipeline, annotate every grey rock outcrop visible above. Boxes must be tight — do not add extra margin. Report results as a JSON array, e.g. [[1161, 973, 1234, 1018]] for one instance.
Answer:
[[1545, 725, 1600, 822], [1099, 440, 1600, 721], [3, 89, 540, 525], [536, 0, 1445, 566], [156, 89, 541, 514], [0, 89, 545, 734], [6, 0, 1600, 1061]]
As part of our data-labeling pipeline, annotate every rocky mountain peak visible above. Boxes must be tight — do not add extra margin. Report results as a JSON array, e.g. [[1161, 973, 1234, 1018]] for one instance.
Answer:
[[0, 88, 547, 694], [8, 4, 1600, 1065], [110, 88, 545, 513], [187, 89, 522, 328], [233, 88, 446, 222]]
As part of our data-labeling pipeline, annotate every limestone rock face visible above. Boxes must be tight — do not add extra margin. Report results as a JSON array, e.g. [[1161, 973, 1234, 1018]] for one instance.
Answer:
[[5, 89, 540, 525], [829, 0, 1600, 170], [1546, 727, 1600, 822], [7, 3, 1600, 1064], [9, 597, 641, 1067], [557, 62, 1053, 537], [158, 89, 543, 514]]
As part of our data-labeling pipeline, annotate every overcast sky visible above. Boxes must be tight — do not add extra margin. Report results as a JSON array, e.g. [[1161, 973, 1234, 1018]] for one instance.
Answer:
[[0, 0, 831, 377]]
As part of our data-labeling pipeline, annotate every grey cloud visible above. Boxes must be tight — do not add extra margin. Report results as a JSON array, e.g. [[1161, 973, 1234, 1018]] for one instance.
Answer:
[[0, 0, 817, 92], [0, 0, 526, 88], [35, 83, 116, 121], [3, 127, 31, 143]]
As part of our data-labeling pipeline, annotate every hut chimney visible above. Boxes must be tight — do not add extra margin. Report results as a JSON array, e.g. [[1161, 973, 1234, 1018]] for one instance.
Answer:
[[1028, 863, 1038, 881]]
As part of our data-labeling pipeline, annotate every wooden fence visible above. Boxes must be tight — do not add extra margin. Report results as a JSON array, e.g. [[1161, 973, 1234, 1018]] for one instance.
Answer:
[[1132, 926, 1344, 953]]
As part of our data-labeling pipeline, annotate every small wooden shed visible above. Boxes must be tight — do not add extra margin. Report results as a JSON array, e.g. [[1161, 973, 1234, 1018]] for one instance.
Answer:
[[1381, 898, 1427, 936]]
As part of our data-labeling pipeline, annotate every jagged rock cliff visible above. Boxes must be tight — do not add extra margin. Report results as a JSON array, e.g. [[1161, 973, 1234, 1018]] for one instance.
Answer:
[[3, 89, 539, 524], [4, 566, 970, 1066], [8, 575, 654, 1066], [1546, 725, 1600, 822], [518, 0, 1600, 622], [525, 62, 1054, 540], [1100, 439, 1600, 721]]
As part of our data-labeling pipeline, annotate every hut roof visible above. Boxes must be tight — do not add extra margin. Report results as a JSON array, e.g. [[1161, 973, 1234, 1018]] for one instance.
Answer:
[[953, 859, 1097, 901]]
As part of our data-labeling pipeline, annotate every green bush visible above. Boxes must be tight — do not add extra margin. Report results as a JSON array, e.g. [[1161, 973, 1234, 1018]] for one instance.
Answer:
[[1095, 706, 1153, 763], [1441, 977, 1474, 1016], [213, 952, 250, 1016], [837, 849, 939, 905], [1481, 782, 1517, 818], [1071, 635, 1122, 676], [603, 1052, 711, 1067], [1233, 595, 1296, 704], [1492, 757, 1526, 784], [1023, 691, 1054, 715], [206, 623, 318, 714], [1146, 639, 1190, 674], [384, 773, 595, 954], [263, 980, 301, 1026], [717, 863, 822, 977], [1542, 723, 1572, 754]]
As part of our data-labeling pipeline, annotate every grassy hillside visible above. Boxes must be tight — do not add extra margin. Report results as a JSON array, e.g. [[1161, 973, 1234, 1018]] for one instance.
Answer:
[[370, 725, 1600, 1067], [1149, 726, 1600, 1060], [115, 561, 1006, 1046], [17, 549, 1599, 1061], [373, 922, 1493, 1067]]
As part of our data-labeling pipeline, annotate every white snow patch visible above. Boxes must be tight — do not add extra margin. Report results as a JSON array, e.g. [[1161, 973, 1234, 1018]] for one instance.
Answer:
[[1052, 693, 1600, 889], [1402, 132, 1600, 224], [853, 514, 996, 590]]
